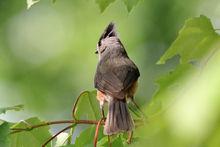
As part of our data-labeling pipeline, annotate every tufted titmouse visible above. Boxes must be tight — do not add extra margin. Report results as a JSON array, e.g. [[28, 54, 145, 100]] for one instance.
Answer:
[[94, 22, 140, 135]]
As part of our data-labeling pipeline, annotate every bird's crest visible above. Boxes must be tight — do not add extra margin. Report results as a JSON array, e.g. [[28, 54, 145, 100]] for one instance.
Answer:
[[98, 22, 117, 46]]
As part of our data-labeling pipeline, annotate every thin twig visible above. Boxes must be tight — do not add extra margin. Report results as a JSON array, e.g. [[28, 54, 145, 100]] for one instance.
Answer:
[[10, 119, 105, 134], [42, 124, 74, 147], [10, 119, 144, 134], [94, 118, 104, 147], [72, 91, 88, 120]]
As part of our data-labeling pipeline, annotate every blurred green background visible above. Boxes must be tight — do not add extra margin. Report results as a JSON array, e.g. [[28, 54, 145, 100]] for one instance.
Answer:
[[0, 0, 220, 126]]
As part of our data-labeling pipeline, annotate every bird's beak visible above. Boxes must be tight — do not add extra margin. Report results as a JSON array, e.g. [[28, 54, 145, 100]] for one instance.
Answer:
[[95, 50, 98, 54]]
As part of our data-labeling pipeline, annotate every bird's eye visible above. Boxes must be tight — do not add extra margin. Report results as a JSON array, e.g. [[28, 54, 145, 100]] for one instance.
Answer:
[[95, 50, 98, 54]]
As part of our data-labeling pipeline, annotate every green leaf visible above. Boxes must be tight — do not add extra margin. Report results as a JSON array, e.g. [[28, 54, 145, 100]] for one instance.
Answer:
[[0, 104, 24, 114], [55, 132, 69, 146], [146, 64, 194, 115], [151, 15, 220, 116], [97, 136, 109, 146], [0, 120, 3, 126], [123, 0, 140, 12], [72, 125, 106, 147], [66, 127, 75, 145], [27, 0, 40, 9], [0, 122, 10, 147], [157, 15, 219, 64], [97, 135, 124, 147], [74, 91, 101, 120], [74, 126, 96, 147], [61, 145, 74, 147], [145, 63, 198, 119], [58, 125, 76, 146], [10, 117, 52, 147], [109, 136, 124, 147], [96, 0, 116, 12], [140, 15, 220, 146]]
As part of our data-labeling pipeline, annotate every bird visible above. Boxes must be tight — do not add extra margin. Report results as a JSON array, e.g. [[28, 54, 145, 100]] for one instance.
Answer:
[[94, 22, 140, 136]]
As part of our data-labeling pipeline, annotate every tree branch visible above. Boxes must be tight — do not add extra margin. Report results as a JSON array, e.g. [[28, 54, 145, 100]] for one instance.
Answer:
[[10, 119, 105, 134], [10, 119, 144, 134]]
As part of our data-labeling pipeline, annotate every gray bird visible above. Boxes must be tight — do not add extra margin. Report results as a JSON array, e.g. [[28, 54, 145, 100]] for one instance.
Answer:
[[94, 22, 140, 135]]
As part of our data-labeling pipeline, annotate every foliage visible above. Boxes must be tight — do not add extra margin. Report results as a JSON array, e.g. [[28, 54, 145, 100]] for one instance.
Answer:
[[0, 122, 10, 147], [1, 1, 220, 146], [95, 0, 116, 12], [0, 105, 24, 114], [145, 15, 219, 115], [27, 0, 40, 9], [122, 0, 140, 12], [158, 15, 219, 64], [73, 91, 100, 120], [27, 0, 140, 12], [137, 15, 220, 147], [10, 117, 52, 147]]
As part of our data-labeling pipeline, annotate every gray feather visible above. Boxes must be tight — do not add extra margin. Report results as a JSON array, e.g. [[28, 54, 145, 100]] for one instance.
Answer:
[[104, 98, 134, 135]]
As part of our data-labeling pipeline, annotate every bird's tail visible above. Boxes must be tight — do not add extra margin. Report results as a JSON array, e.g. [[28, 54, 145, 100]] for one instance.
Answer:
[[104, 98, 134, 135]]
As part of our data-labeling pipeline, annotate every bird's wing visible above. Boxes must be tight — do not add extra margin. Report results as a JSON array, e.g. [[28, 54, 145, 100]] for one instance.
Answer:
[[94, 58, 140, 99]]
